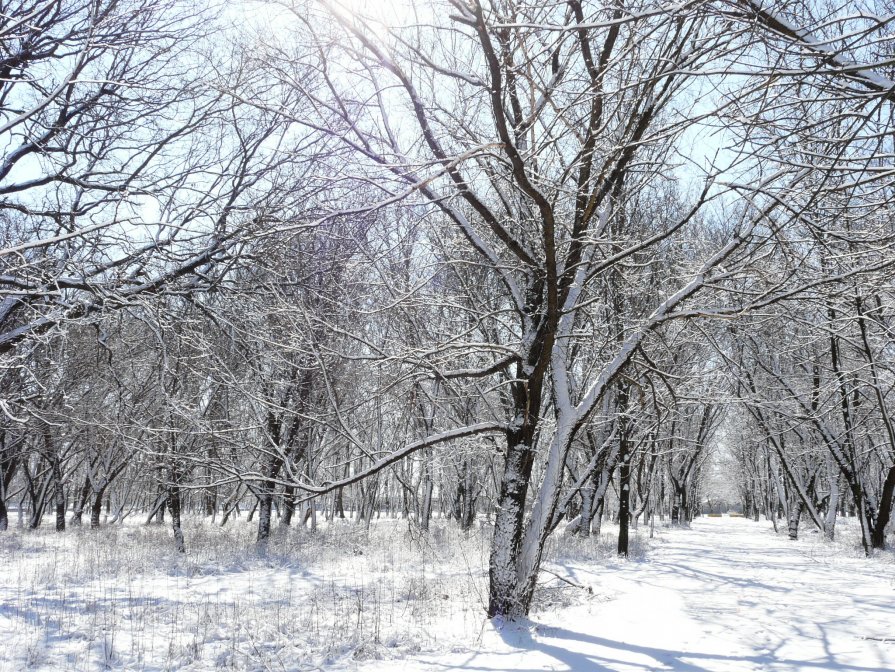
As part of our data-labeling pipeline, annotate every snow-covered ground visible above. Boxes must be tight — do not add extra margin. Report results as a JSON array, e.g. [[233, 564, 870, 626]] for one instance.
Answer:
[[386, 517, 895, 672], [1, 516, 892, 671]]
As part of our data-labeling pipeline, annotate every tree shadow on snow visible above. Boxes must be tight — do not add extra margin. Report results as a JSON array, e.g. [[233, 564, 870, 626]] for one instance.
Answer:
[[424, 619, 892, 672]]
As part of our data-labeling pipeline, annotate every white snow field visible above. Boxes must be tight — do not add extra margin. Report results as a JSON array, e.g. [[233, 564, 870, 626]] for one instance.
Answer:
[[1, 516, 893, 671]]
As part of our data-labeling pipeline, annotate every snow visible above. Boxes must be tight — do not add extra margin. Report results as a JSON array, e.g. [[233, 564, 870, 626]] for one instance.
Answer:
[[362, 517, 895, 672], [1, 516, 893, 671]]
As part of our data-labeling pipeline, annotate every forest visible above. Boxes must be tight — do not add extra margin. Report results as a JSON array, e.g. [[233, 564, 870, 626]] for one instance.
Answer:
[[1, 1, 895, 670]]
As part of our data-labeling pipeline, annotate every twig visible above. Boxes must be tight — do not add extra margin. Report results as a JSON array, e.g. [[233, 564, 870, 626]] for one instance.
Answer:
[[539, 567, 593, 594]]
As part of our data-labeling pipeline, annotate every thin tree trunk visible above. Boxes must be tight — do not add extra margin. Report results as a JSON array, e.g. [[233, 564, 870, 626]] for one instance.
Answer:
[[0, 494, 7, 532], [52, 455, 65, 533], [167, 486, 185, 553], [824, 458, 839, 541], [0, 457, 14, 532], [71, 476, 91, 526], [617, 436, 632, 557], [787, 496, 803, 540], [419, 467, 433, 531], [870, 465, 895, 550]]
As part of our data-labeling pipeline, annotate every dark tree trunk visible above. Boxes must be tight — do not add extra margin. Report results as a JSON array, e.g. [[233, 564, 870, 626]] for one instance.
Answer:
[[671, 482, 687, 526], [256, 453, 283, 545], [28, 489, 45, 529], [617, 387, 632, 557], [461, 494, 477, 531], [419, 468, 433, 531], [281, 485, 296, 527], [870, 465, 895, 550], [155, 484, 166, 523], [257, 493, 273, 542], [52, 456, 65, 533], [167, 486, 185, 553], [617, 441, 631, 557], [451, 476, 464, 522], [90, 487, 107, 529], [0, 456, 14, 532], [487, 430, 535, 618], [204, 486, 216, 517], [71, 477, 91, 526], [787, 497, 803, 540], [592, 498, 604, 537], [334, 487, 345, 519], [451, 461, 478, 531]]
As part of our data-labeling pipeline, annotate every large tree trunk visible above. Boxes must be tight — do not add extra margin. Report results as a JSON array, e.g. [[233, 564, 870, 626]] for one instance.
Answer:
[[487, 433, 535, 618]]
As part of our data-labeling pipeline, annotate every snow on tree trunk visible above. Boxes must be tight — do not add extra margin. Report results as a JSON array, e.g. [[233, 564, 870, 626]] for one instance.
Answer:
[[576, 482, 594, 538], [824, 458, 839, 541], [52, 456, 65, 533], [617, 410, 632, 557], [257, 492, 274, 545], [167, 486, 185, 554], [487, 436, 534, 619], [788, 497, 803, 540]]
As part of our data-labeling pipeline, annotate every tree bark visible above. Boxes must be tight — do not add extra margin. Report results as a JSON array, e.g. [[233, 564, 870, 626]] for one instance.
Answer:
[[617, 428, 632, 557], [52, 455, 65, 533], [281, 484, 296, 527], [167, 486, 185, 553], [90, 487, 107, 530], [787, 497, 803, 540], [870, 465, 895, 550], [487, 433, 535, 618]]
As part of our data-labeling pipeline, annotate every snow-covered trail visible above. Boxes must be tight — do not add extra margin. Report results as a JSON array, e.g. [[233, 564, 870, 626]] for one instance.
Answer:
[[376, 517, 895, 672]]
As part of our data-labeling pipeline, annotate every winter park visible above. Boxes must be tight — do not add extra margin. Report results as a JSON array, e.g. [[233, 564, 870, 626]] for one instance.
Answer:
[[2, 0, 895, 670]]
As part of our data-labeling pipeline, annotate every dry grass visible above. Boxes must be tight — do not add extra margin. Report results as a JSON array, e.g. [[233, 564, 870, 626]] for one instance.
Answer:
[[0, 514, 648, 670]]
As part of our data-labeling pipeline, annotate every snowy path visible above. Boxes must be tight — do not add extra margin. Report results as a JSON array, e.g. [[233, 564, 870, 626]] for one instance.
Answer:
[[374, 517, 895, 672]]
